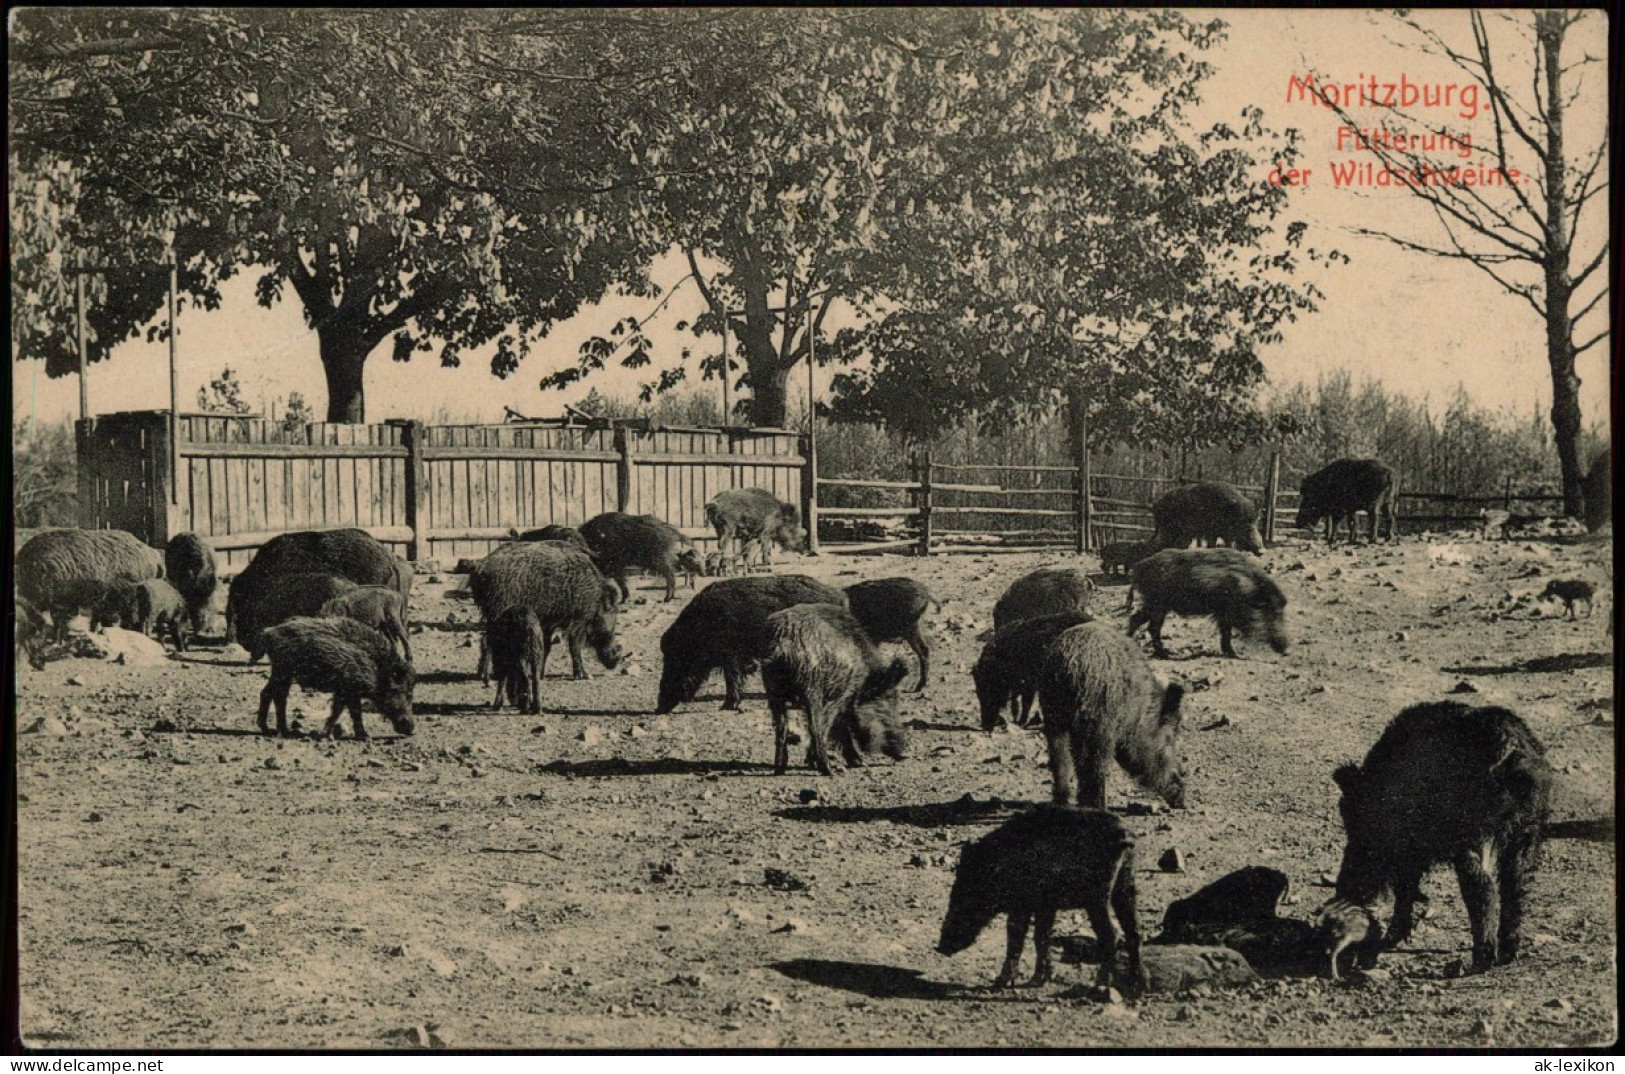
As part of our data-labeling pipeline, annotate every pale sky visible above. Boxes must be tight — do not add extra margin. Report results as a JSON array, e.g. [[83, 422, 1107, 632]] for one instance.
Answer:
[[11, 10, 1611, 433]]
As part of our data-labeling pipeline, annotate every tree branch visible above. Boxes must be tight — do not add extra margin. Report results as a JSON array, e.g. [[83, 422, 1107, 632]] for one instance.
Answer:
[[1573, 329, 1607, 355], [1569, 242, 1607, 289], [1473, 13, 1547, 161], [1568, 284, 1606, 326]]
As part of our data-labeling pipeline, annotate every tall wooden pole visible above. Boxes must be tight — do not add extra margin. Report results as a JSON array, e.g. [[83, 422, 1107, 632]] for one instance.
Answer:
[[76, 257, 89, 423], [805, 322, 818, 552], [1073, 396, 1091, 554], [721, 320, 731, 428], [1263, 450, 1281, 545], [168, 249, 181, 505]]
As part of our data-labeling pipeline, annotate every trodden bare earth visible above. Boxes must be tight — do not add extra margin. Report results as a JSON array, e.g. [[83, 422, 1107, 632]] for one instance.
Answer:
[[14, 533, 1615, 1049]]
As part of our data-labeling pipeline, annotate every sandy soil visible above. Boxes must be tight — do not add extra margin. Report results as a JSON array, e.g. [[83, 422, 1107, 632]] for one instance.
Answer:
[[14, 532, 1616, 1049]]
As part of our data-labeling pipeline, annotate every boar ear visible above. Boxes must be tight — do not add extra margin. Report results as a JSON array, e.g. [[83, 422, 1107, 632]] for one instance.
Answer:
[[1332, 763, 1361, 793], [1160, 682, 1185, 724], [601, 583, 619, 611]]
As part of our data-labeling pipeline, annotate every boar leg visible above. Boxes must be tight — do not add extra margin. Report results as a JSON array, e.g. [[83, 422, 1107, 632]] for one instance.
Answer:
[[564, 628, 591, 680], [258, 674, 292, 736], [1111, 862, 1148, 996], [1045, 725, 1077, 805], [1496, 835, 1534, 965], [1030, 908, 1058, 986], [993, 912, 1031, 988], [1454, 841, 1501, 973], [804, 699, 835, 777], [769, 693, 792, 775], [1072, 735, 1110, 811], [1146, 611, 1170, 659], [720, 657, 745, 710], [1386, 869, 1428, 948], [324, 697, 348, 739], [348, 699, 369, 742], [907, 629, 930, 692], [1083, 900, 1118, 991]]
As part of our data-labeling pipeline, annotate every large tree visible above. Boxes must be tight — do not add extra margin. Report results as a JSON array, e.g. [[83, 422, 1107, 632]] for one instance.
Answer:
[[546, 10, 1332, 435], [9, 10, 675, 421], [826, 12, 1334, 447], [1308, 11, 1608, 516]]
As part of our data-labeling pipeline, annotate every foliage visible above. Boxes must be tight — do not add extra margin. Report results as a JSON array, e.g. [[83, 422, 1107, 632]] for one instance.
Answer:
[[13, 416, 78, 528], [9, 10, 676, 422], [575, 387, 724, 427], [553, 10, 1338, 432], [278, 391, 314, 432], [811, 369, 1593, 516], [196, 367, 253, 415]]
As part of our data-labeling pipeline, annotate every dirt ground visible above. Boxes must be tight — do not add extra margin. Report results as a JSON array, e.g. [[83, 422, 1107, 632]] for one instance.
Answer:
[[13, 531, 1617, 1050]]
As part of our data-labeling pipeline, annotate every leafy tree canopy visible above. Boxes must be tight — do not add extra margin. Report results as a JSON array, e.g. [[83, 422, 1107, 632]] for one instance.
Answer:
[[9, 9, 685, 420]]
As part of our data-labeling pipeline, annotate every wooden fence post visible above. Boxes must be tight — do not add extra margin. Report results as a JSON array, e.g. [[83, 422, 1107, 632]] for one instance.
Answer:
[[614, 425, 633, 513], [1263, 450, 1281, 545], [401, 420, 428, 562], [1071, 393, 1091, 553], [76, 418, 97, 530], [147, 412, 175, 548], [801, 432, 819, 554], [917, 448, 933, 557]]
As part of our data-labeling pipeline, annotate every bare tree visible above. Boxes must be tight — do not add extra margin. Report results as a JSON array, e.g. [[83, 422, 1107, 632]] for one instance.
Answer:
[[1313, 11, 1607, 515]]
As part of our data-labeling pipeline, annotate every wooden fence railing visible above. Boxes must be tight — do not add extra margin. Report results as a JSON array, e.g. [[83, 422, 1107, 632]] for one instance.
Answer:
[[78, 410, 1564, 564], [817, 449, 1284, 556], [79, 411, 804, 568]]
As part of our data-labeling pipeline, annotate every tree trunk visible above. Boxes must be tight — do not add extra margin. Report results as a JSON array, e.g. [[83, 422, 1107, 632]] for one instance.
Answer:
[[748, 364, 793, 428], [1538, 13, 1583, 517], [735, 263, 791, 427], [319, 328, 371, 423]]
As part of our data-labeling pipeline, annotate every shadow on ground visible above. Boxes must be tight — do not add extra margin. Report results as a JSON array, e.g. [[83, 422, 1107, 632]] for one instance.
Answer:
[[538, 757, 774, 777], [773, 795, 1041, 827], [770, 959, 959, 1001], [1544, 817, 1615, 841], [1442, 652, 1609, 675]]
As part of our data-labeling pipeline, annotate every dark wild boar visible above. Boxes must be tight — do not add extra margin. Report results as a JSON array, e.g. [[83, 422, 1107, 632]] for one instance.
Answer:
[[844, 577, 939, 692], [257, 617, 415, 740], [655, 575, 846, 714], [1317, 701, 1553, 978], [233, 572, 360, 663], [579, 512, 700, 602], [991, 567, 1094, 632], [938, 806, 1147, 994], [1127, 548, 1289, 659], [17, 528, 164, 641], [1152, 482, 1263, 554], [468, 543, 624, 690], [485, 606, 545, 714], [1538, 578, 1594, 619], [704, 488, 807, 566], [1038, 622, 1186, 810], [761, 603, 909, 775], [164, 532, 219, 631], [320, 584, 413, 661], [972, 611, 1095, 731], [1296, 459, 1396, 545]]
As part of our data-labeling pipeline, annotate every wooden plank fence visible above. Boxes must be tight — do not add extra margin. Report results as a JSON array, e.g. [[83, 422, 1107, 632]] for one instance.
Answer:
[[77, 410, 1565, 565], [79, 412, 803, 568]]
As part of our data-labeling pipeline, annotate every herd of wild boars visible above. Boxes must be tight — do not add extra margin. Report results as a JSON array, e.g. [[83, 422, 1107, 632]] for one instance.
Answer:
[[12, 462, 1609, 997]]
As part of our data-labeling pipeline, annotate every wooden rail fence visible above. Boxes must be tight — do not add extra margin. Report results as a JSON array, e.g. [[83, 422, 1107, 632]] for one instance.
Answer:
[[78, 410, 1565, 565], [79, 411, 803, 568]]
